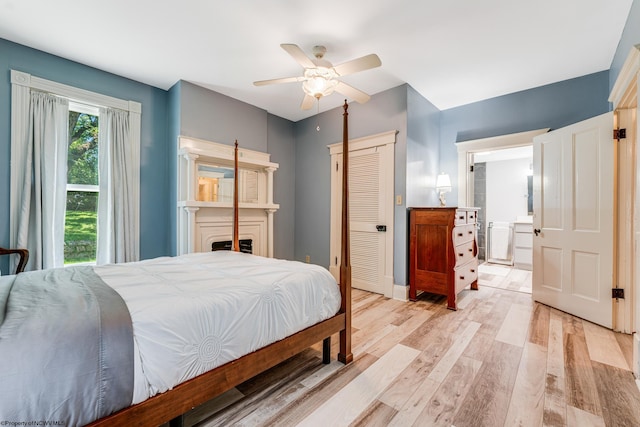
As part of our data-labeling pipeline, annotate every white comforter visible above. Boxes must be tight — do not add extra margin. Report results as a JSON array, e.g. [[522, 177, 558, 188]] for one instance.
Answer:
[[94, 251, 341, 404]]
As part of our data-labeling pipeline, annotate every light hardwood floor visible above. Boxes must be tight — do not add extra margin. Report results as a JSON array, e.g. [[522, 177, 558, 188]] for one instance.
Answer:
[[175, 274, 640, 427], [478, 262, 532, 294]]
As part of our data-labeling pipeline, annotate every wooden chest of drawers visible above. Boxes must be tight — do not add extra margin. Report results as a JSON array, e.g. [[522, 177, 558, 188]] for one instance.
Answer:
[[409, 207, 479, 310]]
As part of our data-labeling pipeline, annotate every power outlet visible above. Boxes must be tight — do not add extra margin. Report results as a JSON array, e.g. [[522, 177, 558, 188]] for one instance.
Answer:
[[305, 255, 310, 263], [396, 195, 402, 205]]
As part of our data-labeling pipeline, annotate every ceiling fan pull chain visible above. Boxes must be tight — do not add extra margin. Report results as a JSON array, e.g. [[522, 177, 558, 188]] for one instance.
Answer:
[[316, 96, 321, 132]]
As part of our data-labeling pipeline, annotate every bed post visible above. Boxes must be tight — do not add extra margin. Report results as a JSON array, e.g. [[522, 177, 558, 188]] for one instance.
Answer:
[[338, 100, 353, 364], [233, 140, 240, 252]]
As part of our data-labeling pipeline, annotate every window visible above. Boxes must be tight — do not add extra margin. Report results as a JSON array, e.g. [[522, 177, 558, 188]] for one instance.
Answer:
[[10, 70, 141, 270], [65, 102, 99, 264]]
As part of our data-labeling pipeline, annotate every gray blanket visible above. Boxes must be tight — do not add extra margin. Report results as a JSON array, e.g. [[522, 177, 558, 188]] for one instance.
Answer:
[[0, 266, 134, 426]]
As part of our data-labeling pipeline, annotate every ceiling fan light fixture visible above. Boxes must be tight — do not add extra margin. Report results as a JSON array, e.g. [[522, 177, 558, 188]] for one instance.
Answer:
[[302, 67, 339, 98], [254, 44, 381, 109]]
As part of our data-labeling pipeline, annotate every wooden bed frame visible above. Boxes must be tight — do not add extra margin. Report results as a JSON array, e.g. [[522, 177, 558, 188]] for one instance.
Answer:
[[88, 101, 353, 426]]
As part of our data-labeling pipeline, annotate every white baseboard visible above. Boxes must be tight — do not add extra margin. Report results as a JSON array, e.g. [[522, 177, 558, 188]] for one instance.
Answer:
[[384, 275, 395, 299], [393, 284, 409, 301]]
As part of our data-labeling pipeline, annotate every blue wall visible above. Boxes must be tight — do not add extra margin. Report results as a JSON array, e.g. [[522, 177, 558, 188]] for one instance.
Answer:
[[267, 114, 296, 260], [0, 38, 170, 274], [166, 80, 182, 255], [179, 81, 268, 153], [439, 71, 611, 203], [407, 86, 440, 208]]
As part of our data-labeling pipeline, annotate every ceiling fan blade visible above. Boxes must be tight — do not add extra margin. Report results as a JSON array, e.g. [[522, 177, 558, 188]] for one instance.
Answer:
[[253, 76, 303, 86], [301, 94, 316, 110], [281, 44, 316, 69], [335, 82, 371, 104], [333, 54, 381, 77]]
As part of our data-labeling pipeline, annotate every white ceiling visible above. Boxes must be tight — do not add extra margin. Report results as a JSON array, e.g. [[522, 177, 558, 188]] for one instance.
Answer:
[[0, 0, 633, 122]]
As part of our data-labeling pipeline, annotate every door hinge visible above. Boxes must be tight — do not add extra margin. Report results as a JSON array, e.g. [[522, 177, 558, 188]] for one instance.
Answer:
[[612, 288, 625, 299], [336, 161, 339, 171], [469, 165, 474, 172], [614, 128, 626, 141], [335, 256, 338, 265]]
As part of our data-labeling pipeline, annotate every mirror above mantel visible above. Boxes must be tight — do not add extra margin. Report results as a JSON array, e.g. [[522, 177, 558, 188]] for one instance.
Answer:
[[176, 136, 279, 257], [197, 164, 259, 204]]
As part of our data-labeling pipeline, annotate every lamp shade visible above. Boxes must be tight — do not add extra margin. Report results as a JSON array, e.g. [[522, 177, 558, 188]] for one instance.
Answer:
[[435, 173, 451, 192]]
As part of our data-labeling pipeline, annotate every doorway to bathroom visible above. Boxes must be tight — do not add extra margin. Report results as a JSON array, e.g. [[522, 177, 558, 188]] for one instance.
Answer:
[[472, 146, 534, 294], [456, 130, 548, 296]]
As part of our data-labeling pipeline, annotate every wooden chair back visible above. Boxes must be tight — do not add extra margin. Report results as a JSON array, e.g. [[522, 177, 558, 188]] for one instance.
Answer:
[[0, 247, 29, 274]]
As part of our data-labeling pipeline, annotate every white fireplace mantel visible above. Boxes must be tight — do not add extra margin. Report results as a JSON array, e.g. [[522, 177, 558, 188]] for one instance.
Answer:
[[176, 136, 279, 257]]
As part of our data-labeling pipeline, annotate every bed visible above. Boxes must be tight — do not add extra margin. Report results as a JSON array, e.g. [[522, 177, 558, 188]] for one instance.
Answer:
[[0, 102, 354, 426]]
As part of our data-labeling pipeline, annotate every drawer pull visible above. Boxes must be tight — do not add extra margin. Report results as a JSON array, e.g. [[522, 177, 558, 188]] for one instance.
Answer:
[[459, 276, 465, 280], [458, 216, 464, 220], [470, 269, 475, 273], [468, 248, 473, 252], [458, 253, 464, 257], [457, 233, 463, 237], [468, 231, 473, 234]]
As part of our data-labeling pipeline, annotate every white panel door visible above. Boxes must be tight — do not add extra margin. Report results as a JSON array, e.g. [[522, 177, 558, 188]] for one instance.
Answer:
[[532, 112, 613, 328]]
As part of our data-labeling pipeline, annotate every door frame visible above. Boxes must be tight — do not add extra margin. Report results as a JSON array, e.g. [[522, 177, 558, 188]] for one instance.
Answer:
[[612, 107, 635, 335], [456, 128, 549, 207], [609, 44, 640, 377], [328, 130, 396, 298]]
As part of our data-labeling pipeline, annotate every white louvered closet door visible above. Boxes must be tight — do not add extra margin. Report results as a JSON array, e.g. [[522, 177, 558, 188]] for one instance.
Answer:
[[329, 131, 396, 298], [342, 147, 386, 294]]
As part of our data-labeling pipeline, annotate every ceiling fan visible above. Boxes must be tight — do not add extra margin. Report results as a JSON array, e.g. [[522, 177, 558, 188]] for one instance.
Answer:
[[254, 44, 382, 110]]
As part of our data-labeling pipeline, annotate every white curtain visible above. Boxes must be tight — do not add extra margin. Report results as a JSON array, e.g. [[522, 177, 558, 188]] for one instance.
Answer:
[[97, 107, 137, 264], [10, 70, 141, 272], [15, 91, 69, 270]]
